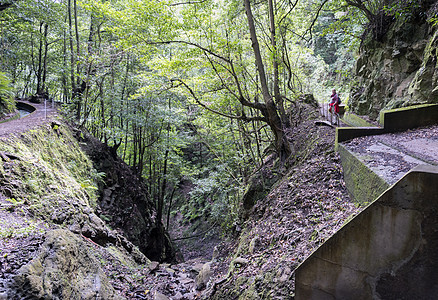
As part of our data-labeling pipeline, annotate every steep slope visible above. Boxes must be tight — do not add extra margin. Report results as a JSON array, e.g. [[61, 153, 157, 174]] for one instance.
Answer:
[[205, 105, 361, 298], [0, 122, 172, 298], [78, 131, 174, 262]]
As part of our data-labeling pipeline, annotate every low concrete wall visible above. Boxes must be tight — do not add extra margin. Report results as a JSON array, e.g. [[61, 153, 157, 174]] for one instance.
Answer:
[[336, 127, 385, 144], [380, 103, 438, 132], [336, 104, 438, 143], [337, 144, 389, 205], [295, 165, 438, 300], [16, 101, 36, 113], [341, 112, 375, 127]]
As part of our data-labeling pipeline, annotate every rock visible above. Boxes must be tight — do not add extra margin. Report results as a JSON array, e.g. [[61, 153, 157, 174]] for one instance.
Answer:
[[148, 261, 160, 273], [190, 263, 204, 278], [10, 229, 121, 299], [349, 6, 438, 119], [248, 237, 258, 254], [234, 257, 249, 266], [212, 245, 220, 261], [165, 267, 175, 276], [179, 277, 194, 285], [68, 222, 82, 234], [154, 291, 169, 300], [195, 262, 212, 290]]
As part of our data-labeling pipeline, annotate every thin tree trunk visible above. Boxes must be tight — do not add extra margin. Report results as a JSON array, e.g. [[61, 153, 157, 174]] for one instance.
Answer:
[[41, 23, 49, 94], [36, 22, 44, 94], [68, 0, 76, 95], [268, 0, 288, 127], [73, 0, 80, 86], [166, 185, 177, 231], [157, 149, 169, 226]]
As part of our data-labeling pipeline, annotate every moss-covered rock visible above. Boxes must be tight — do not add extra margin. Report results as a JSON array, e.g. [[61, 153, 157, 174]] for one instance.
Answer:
[[10, 229, 122, 300], [0, 124, 101, 231], [349, 3, 438, 119]]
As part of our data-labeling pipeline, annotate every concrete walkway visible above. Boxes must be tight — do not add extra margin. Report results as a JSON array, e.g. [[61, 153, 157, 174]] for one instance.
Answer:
[[342, 126, 438, 186]]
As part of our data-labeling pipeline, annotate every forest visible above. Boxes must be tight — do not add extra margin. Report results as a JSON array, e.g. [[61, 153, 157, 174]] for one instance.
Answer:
[[0, 0, 364, 229], [0, 0, 437, 298]]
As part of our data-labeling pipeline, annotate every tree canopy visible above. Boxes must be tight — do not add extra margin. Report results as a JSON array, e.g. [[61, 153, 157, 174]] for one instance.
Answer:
[[0, 0, 386, 228]]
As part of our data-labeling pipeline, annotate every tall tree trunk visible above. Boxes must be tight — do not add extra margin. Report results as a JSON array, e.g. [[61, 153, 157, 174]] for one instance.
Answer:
[[36, 22, 44, 94], [243, 0, 291, 161], [268, 0, 288, 128], [73, 0, 80, 85], [41, 23, 49, 94], [67, 0, 76, 95]]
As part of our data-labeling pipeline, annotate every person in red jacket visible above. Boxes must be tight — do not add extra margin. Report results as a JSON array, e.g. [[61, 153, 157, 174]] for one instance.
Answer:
[[329, 89, 340, 114]]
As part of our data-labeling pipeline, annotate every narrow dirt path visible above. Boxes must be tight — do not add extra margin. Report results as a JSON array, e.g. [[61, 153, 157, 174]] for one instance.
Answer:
[[0, 100, 58, 138]]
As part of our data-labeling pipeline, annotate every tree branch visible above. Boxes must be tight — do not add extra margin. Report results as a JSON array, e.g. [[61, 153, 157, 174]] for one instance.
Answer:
[[303, 0, 330, 41], [145, 39, 231, 64], [345, 0, 375, 21], [170, 79, 267, 123], [169, 0, 208, 6]]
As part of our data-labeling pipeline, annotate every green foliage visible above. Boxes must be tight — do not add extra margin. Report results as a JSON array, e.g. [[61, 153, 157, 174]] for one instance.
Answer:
[[0, 72, 15, 115], [383, 0, 420, 20], [0, 0, 364, 232]]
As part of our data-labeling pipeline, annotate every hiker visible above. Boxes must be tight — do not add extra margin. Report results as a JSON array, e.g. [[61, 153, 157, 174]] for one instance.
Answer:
[[329, 89, 340, 114]]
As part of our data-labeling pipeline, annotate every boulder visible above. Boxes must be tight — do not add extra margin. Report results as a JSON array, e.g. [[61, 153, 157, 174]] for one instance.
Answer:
[[195, 262, 212, 290], [9, 229, 121, 299]]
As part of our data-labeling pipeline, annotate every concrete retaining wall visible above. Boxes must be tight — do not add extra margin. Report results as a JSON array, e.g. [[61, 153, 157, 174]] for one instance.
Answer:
[[16, 101, 36, 113], [337, 144, 389, 205], [295, 165, 438, 299], [380, 103, 438, 132], [336, 127, 385, 145], [336, 104, 438, 143]]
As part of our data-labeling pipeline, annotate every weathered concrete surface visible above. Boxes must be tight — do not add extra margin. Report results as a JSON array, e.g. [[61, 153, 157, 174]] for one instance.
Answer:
[[338, 144, 389, 205], [341, 125, 438, 191], [341, 112, 376, 128], [295, 165, 438, 300]]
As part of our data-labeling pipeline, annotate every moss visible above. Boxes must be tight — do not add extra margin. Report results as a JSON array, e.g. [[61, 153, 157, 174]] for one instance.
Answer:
[[0, 72, 15, 117], [0, 123, 101, 224], [341, 113, 376, 128], [338, 144, 389, 205], [106, 246, 147, 269], [0, 217, 47, 239]]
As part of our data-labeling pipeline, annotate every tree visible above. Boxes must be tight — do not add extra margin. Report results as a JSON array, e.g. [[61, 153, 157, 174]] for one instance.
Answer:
[[243, 0, 291, 160], [343, 0, 395, 41]]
